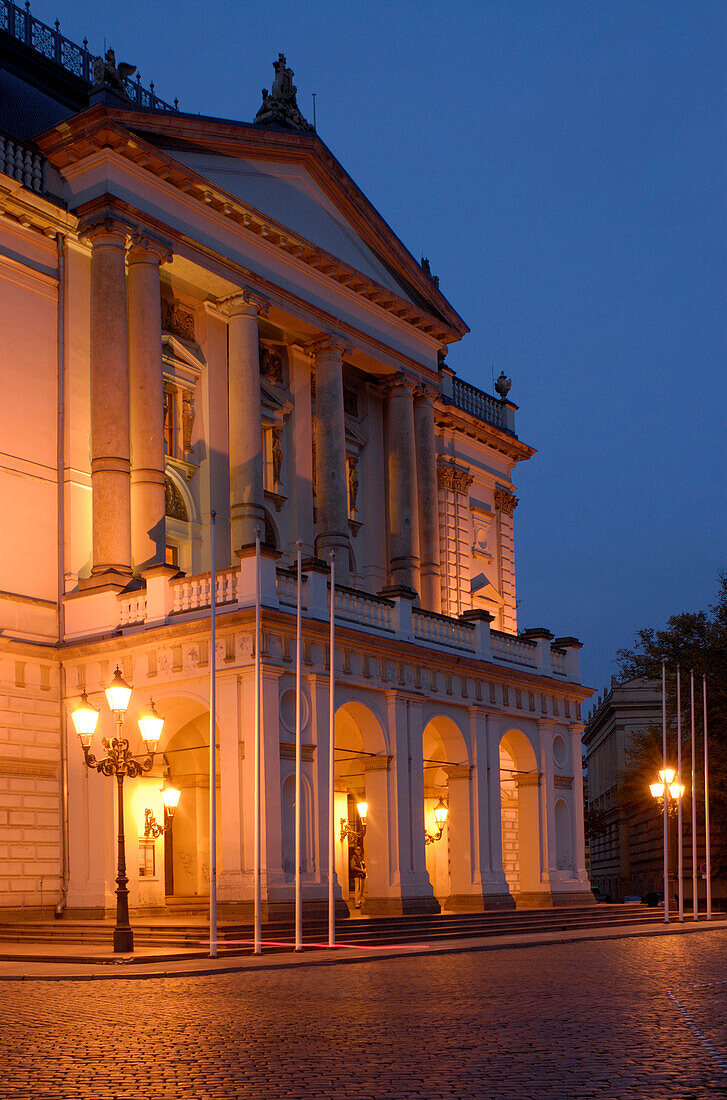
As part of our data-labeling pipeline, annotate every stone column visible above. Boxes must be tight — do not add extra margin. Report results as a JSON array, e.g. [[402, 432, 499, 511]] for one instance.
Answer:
[[313, 337, 350, 583], [83, 218, 132, 586], [413, 387, 441, 611], [287, 344, 315, 558], [127, 233, 170, 571], [223, 290, 268, 553], [471, 707, 514, 908], [385, 375, 421, 595]]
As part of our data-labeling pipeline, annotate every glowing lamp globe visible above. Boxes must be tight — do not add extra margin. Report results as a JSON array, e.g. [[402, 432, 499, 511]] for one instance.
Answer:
[[433, 798, 448, 827], [650, 782, 664, 799], [71, 691, 99, 747], [105, 666, 132, 715], [669, 783, 684, 800], [161, 784, 181, 818], [659, 768, 676, 785], [138, 701, 164, 750], [356, 800, 368, 823]]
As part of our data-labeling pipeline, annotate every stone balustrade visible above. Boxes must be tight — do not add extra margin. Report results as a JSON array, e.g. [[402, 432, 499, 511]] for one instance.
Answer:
[[171, 567, 238, 614], [73, 566, 578, 682], [0, 133, 43, 192], [490, 630, 538, 668], [413, 607, 475, 651], [335, 585, 394, 632]]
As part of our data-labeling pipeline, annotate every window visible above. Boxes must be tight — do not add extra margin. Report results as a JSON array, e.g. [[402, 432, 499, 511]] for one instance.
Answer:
[[138, 839, 156, 877], [165, 545, 179, 568]]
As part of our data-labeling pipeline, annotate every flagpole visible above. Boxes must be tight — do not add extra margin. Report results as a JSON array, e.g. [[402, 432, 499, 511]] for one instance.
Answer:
[[690, 669, 697, 920], [704, 674, 712, 920], [328, 549, 336, 949], [295, 540, 303, 951], [677, 665, 684, 922], [254, 526, 262, 955], [209, 511, 217, 958], [661, 660, 669, 924]]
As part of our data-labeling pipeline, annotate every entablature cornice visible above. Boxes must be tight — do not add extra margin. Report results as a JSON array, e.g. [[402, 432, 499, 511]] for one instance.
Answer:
[[434, 400, 535, 465]]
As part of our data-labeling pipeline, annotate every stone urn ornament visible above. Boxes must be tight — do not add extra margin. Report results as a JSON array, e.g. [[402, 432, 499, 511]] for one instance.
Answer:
[[495, 371, 512, 399]]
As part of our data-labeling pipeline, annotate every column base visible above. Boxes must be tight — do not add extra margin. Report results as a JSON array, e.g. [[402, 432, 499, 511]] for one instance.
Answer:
[[515, 889, 597, 909], [362, 895, 441, 917], [443, 892, 516, 913], [79, 569, 133, 592]]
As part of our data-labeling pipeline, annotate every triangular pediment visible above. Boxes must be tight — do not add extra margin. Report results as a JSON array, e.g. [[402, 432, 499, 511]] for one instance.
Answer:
[[167, 147, 415, 302]]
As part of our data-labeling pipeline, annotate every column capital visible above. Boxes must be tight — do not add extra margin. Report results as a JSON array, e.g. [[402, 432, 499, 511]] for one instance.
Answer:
[[78, 213, 131, 248], [494, 486, 519, 516], [287, 342, 314, 364], [219, 287, 270, 318], [382, 371, 418, 399], [127, 231, 173, 266], [308, 334, 351, 360], [413, 381, 438, 405]]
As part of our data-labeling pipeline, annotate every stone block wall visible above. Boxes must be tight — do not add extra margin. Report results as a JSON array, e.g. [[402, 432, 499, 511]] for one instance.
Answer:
[[0, 652, 62, 913]]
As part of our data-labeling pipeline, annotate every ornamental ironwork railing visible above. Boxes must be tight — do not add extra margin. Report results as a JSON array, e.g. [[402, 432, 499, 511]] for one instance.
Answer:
[[448, 377, 509, 432], [0, 0, 179, 112]]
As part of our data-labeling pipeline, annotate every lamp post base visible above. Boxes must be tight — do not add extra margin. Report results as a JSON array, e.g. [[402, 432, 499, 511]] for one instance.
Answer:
[[113, 927, 134, 953]]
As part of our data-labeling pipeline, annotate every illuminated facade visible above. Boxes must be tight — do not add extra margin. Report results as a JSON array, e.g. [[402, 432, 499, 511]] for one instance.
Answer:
[[0, 9, 591, 919]]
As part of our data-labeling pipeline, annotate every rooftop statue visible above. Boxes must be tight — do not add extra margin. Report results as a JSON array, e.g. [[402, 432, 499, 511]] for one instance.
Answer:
[[92, 48, 136, 100], [495, 371, 512, 400], [254, 54, 314, 132]]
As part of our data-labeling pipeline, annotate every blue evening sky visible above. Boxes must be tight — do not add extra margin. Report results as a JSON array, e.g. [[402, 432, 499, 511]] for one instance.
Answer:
[[37, 0, 727, 695]]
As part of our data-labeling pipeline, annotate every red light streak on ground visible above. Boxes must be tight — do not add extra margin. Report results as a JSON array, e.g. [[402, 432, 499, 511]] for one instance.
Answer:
[[198, 939, 429, 951]]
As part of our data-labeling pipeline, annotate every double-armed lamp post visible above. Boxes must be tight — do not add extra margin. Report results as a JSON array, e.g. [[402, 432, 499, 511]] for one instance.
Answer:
[[71, 666, 179, 953]]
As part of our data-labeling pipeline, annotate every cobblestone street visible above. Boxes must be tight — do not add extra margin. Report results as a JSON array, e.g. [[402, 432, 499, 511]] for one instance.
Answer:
[[3, 931, 727, 1099]]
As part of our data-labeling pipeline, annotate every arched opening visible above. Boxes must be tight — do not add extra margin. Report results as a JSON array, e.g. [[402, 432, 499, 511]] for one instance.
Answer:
[[158, 699, 216, 905], [334, 701, 387, 913], [500, 729, 540, 903], [422, 716, 469, 907]]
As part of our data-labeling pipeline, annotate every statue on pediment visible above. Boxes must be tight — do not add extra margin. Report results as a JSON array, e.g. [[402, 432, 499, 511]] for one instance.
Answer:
[[254, 54, 314, 132], [92, 48, 136, 100]]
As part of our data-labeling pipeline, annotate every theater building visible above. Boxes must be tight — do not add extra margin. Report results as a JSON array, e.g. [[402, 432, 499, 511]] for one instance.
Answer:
[[0, 5, 592, 919]]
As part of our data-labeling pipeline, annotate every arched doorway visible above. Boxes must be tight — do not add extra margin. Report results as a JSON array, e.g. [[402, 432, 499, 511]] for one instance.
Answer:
[[422, 716, 470, 908], [500, 729, 540, 904], [334, 701, 387, 913], [159, 700, 216, 905]]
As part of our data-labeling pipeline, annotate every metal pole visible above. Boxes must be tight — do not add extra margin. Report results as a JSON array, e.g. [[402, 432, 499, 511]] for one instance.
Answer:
[[677, 666, 684, 921], [328, 550, 336, 948], [254, 527, 262, 954], [114, 717, 133, 952], [661, 660, 669, 924], [295, 540, 303, 951], [704, 674, 712, 920], [690, 669, 697, 920], [209, 511, 217, 958]]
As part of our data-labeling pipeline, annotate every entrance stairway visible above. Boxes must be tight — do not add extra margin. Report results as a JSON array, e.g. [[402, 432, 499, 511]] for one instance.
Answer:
[[0, 904, 686, 955]]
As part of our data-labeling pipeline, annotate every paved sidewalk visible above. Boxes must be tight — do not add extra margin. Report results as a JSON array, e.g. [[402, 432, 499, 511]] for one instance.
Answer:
[[1, 916, 725, 981]]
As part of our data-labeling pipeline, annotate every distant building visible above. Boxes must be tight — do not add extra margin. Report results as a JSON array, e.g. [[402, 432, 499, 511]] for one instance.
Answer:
[[0, 5, 592, 922], [584, 676, 719, 906]]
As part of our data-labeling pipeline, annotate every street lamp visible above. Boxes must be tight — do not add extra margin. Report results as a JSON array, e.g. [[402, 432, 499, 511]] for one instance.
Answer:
[[425, 797, 449, 845], [340, 800, 367, 844], [144, 783, 181, 838], [650, 768, 684, 925], [72, 667, 168, 953]]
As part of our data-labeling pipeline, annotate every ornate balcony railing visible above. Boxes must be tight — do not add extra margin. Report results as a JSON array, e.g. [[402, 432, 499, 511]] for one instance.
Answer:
[[0, 132, 43, 191], [0, 0, 178, 112], [119, 590, 146, 627], [448, 377, 511, 433]]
